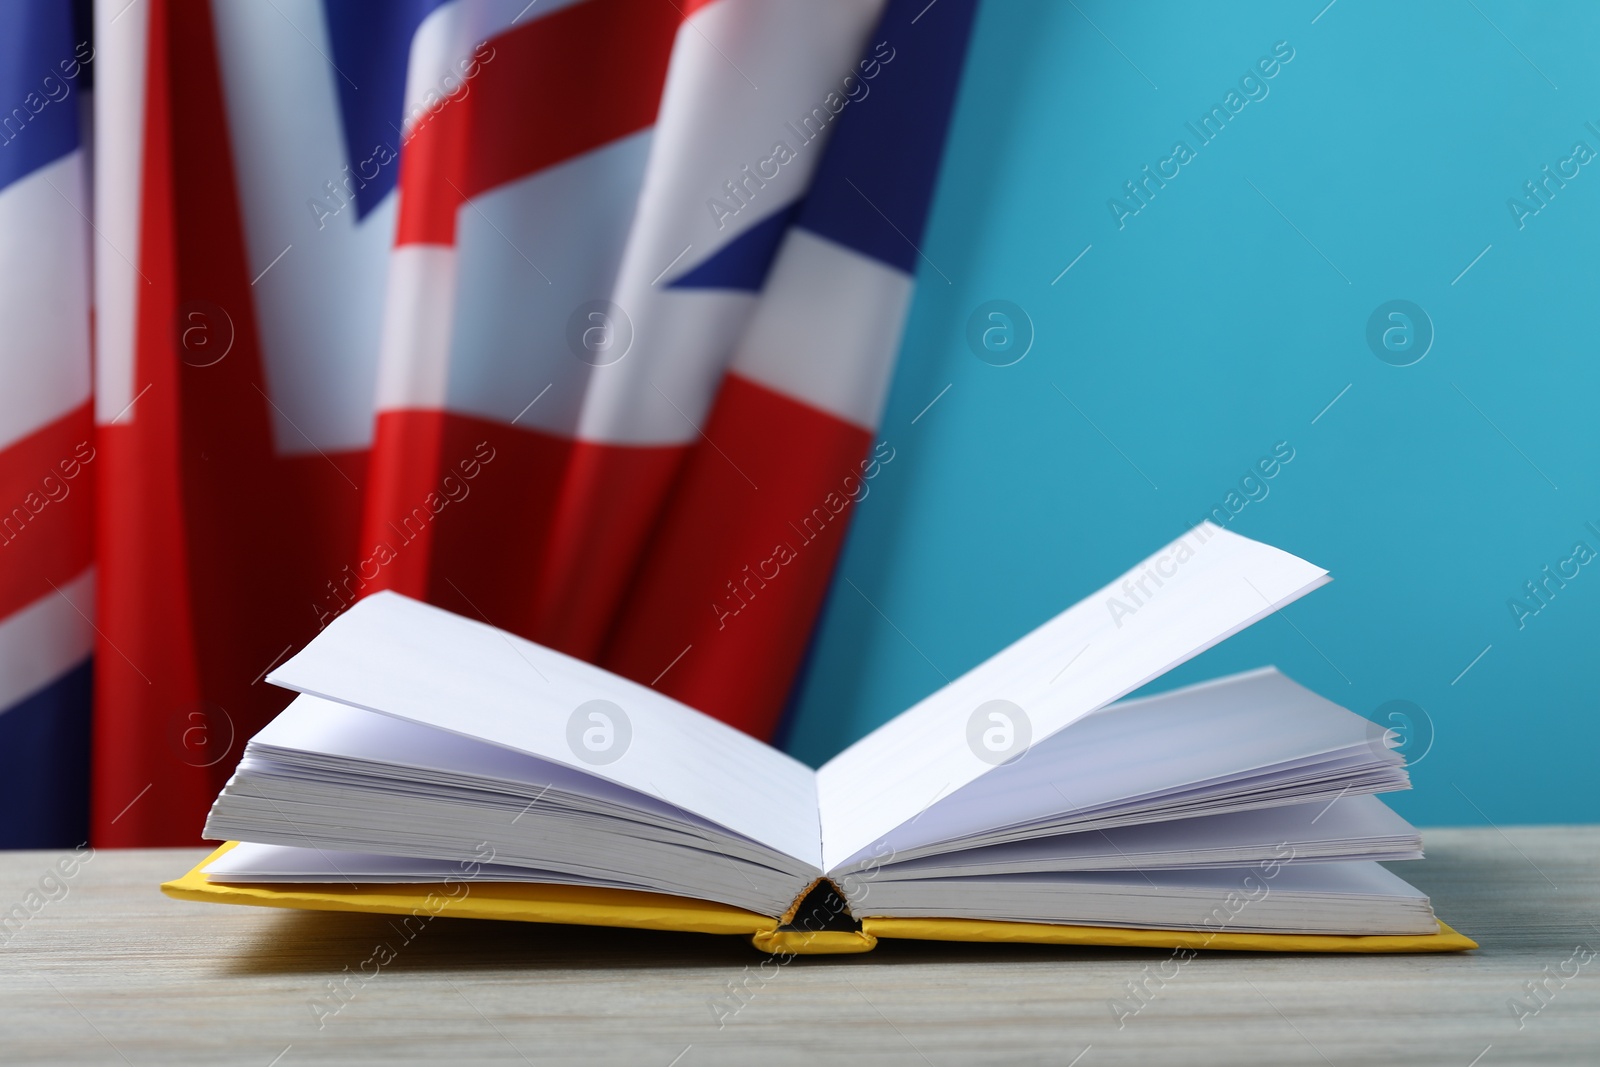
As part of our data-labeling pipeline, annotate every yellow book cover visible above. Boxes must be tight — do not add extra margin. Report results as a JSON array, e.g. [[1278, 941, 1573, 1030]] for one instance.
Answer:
[[165, 844, 1475, 956], [169, 529, 1477, 958]]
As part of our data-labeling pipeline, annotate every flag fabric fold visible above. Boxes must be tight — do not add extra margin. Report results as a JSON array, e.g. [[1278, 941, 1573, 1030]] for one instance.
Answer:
[[605, 0, 981, 736]]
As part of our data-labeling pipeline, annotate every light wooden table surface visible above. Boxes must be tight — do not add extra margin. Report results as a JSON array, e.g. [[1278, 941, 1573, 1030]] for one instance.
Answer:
[[0, 827, 1595, 1066]]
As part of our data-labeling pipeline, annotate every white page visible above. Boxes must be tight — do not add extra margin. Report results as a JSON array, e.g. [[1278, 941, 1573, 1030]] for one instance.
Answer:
[[204, 842, 656, 890], [855, 862, 1437, 935], [836, 667, 1400, 867], [247, 694, 748, 836], [268, 592, 822, 869], [817, 523, 1330, 871], [869, 795, 1419, 878]]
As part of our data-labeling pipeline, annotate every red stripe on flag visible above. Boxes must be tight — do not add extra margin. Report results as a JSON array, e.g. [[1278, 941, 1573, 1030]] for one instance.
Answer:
[[357, 410, 448, 600], [0, 402, 95, 620], [532, 438, 686, 659], [94, 0, 370, 845], [91, 0, 211, 847], [603, 374, 875, 738], [395, 0, 682, 246], [354, 410, 572, 642]]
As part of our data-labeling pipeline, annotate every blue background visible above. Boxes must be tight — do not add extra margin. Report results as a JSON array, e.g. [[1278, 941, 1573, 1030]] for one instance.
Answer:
[[784, 0, 1600, 827]]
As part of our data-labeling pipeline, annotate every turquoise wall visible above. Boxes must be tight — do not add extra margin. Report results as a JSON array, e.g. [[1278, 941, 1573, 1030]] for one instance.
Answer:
[[784, 0, 1600, 826]]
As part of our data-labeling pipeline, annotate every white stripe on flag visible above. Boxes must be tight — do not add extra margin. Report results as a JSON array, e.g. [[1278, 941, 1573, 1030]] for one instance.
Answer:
[[0, 567, 94, 715], [571, 0, 887, 446], [731, 227, 912, 431], [389, 132, 654, 432], [211, 0, 398, 454], [374, 245, 459, 411], [0, 151, 92, 451], [92, 0, 150, 426], [401, 0, 469, 140]]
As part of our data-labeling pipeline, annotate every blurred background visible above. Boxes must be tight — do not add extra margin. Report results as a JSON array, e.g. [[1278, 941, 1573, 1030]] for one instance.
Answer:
[[2, 0, 1594, 848], [788, 0, 1600, 831]]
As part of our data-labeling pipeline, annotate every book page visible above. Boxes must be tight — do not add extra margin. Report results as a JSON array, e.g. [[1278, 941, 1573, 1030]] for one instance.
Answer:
[[816, 523, 1330, 872], [247, 693, 776, 840], [205, 843, 657, 889], [866, 795, 1419, 878], [269, 592, 822, 869], [835, 667, 1403, 868], [855, 861, 1437, 935]]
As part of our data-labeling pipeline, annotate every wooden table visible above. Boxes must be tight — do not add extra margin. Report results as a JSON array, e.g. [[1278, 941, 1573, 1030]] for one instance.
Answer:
[[0, 827, 1595, 1066]]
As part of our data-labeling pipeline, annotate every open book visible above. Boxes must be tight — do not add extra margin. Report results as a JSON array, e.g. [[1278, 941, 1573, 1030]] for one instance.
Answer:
[[165, 524, 1474, 955]]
